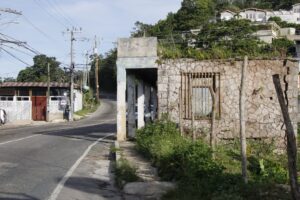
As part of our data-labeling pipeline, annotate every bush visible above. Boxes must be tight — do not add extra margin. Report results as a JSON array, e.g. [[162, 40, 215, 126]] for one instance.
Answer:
[[136, 119, 291, 199], [115, 158, 139, 188]]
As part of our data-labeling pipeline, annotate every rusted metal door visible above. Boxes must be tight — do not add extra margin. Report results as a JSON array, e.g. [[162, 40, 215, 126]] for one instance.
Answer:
[[32, 96, 47, 121]]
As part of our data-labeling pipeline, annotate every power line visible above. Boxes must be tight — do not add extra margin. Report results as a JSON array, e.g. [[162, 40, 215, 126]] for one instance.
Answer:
[[0, 33, 41, 55], [42, 0, 77, 27], [2, 44, 35, 57], [22, 15, 57, 42], [32, 0, 68, 28], [0, 47, 30, 66], [0, 8, 22, 15]]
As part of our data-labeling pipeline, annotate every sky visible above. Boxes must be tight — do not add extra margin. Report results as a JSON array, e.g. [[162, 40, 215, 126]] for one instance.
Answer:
[[0, 0, 182, 78]]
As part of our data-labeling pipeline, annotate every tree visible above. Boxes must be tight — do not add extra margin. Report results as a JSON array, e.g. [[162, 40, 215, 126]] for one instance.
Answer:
[[17, 55, 66, 82], [89, 49, 117, 93], [175, 0, 216, 30]]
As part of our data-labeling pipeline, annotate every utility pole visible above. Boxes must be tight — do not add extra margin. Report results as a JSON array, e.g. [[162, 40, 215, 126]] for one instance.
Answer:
[[84, 50, 89, 88], [94, 36, 100, 103], [65, 27, 82, 121], [46, 63, 50, 122]]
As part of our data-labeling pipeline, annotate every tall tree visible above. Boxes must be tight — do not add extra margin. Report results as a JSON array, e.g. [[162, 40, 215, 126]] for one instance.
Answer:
[[175, 0, 216, 30], [89, 49, 117, 93], [17, 55, 65, 82]]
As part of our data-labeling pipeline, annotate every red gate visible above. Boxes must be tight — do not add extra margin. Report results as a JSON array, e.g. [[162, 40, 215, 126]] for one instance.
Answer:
[[32, 96, 47, 121]]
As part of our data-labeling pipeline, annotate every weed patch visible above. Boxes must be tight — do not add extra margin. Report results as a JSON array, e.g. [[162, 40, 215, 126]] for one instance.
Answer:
[[136, 118, 291, 199]]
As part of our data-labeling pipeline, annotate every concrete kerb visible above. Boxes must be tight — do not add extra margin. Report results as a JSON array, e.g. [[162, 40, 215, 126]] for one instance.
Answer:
[[113, 141, 122, 163], [111, 140, 177, 200]]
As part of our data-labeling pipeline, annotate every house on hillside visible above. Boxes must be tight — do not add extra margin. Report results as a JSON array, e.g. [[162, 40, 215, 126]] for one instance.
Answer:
[[0, 82, 82, 123], [220, 4, 300, 24], [220, 10, 236, 21], [116, 37, 298, 149], [238, 8, 270, 22]]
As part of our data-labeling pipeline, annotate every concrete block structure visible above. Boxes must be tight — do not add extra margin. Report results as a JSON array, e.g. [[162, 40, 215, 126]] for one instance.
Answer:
[[0, 82, 83, 123], [116, 37, 299, 147], [116, 37, 158, 141]]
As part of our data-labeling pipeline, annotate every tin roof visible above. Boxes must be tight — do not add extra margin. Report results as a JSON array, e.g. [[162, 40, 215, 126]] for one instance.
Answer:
[[0, 82, 72, 88]]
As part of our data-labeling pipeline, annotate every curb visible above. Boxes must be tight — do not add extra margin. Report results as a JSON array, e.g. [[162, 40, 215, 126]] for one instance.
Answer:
[[112, 140, 121, 163]]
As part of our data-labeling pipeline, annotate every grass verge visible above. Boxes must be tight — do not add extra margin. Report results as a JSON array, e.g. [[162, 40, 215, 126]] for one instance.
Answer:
[[136, 117, 291, 200]]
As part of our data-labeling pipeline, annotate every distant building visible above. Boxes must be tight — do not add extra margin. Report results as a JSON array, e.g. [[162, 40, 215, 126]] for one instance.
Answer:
[[220, 10, 236, 21], [0, 82, 83, 123], [220, 4, 300, 24], [238, 8, 269, 22]]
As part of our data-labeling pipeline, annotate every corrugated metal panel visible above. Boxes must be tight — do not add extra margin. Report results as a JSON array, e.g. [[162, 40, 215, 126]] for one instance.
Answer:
[[0, 82, 79, 89]]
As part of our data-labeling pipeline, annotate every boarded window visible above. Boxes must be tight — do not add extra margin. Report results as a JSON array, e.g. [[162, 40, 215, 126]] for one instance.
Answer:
[[181, 72, 220, 120]]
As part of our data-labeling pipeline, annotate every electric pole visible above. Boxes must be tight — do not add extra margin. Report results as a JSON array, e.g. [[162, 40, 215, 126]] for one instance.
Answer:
[[94, 36, 100, 103], [46, 63, 50, 122], [65, 27, 82, 121]]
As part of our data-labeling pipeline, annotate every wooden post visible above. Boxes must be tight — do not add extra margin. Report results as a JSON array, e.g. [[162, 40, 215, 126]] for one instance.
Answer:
[[273, 74, 300, 200], [46, 63, 50, 122], [240, 56, 248, 183], [179, 85, 183, 136], [210, 86, 218, 155]]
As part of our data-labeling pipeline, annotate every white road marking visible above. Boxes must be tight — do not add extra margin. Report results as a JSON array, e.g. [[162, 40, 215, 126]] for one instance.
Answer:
[[0, 135, 40, 146], [47, 133, 115, 200], [0, 119, 115, 147]]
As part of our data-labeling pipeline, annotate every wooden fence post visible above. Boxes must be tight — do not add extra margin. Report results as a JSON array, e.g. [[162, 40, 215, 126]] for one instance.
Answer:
[[273, 74, 300, 200]]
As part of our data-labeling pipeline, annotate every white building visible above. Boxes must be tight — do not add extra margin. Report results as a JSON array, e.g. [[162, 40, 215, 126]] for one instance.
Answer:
[[220, 10, 236, 21], [220, 4, 300, 24], [238, 8, 269, 22]]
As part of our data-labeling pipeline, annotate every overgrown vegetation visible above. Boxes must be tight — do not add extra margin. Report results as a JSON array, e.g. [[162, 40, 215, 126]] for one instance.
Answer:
[[136, 117, 291, 199], [75, 89, 99, 116], [89, 49, 117, 93], [132, 0, 298, 60], [17, 55, 66, 82], [115, 157, 139, 188]]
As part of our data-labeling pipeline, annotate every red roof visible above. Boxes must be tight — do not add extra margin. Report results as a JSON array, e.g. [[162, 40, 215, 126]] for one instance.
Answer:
[[0, 82, 72, 88]]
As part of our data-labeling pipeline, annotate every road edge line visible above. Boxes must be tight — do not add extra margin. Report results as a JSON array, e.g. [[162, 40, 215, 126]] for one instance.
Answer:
[[47, 133, 115, 200]]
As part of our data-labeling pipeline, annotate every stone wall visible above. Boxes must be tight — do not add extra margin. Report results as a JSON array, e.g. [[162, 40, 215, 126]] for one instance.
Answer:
[[157, 59, 298, 145]]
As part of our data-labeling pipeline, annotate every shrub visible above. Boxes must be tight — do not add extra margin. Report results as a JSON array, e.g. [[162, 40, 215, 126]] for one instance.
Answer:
[[115, 158, 139, 188], [136, 119, 290, 199]]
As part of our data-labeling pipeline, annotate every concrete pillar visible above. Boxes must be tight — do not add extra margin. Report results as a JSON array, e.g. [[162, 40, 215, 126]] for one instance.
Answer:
[[137, 80, 145, 129], [117, 67, 127, 141], [152, 87, 158, 120], [127, 75, 136, 138], [144, 84, 151, 123]]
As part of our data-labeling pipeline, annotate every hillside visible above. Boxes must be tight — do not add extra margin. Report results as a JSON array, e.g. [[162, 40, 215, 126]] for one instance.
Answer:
[[132, 0, 299, 59]]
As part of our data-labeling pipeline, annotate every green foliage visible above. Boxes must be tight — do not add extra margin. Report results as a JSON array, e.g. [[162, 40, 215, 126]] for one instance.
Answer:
[[115, 158, 139, 188], [132, 0, 297, 60], [75, 89, 98, 116], [89, 49, 117, 93], [137, 119, 291, 200], [17, 55, 65, 82], [175, 0, 215, 31]]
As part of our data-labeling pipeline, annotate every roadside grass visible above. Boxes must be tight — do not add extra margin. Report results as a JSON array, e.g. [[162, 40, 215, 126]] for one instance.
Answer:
[[75, 102, 99, 117], [75, 89, 99, 117], [136, 117, 291, 200], [115, 157, 139, 189]]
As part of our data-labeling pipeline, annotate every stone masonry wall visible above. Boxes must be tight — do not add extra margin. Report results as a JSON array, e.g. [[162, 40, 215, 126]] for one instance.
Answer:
[[157, 59, 298, 145]]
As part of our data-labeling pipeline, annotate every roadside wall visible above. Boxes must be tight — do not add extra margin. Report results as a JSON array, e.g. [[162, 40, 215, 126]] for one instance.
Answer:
[[74, 90, 83, 112], [0, 98, 32, 122], [157, 59, 298, 145]]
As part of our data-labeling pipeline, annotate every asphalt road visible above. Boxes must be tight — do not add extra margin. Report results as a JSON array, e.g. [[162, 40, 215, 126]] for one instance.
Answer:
[[0, 99, 116, 200]]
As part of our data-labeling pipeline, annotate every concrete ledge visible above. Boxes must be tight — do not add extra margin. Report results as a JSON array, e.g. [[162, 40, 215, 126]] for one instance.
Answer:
[[124, 181, 176, 199], [112, 140, 177, 200]]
